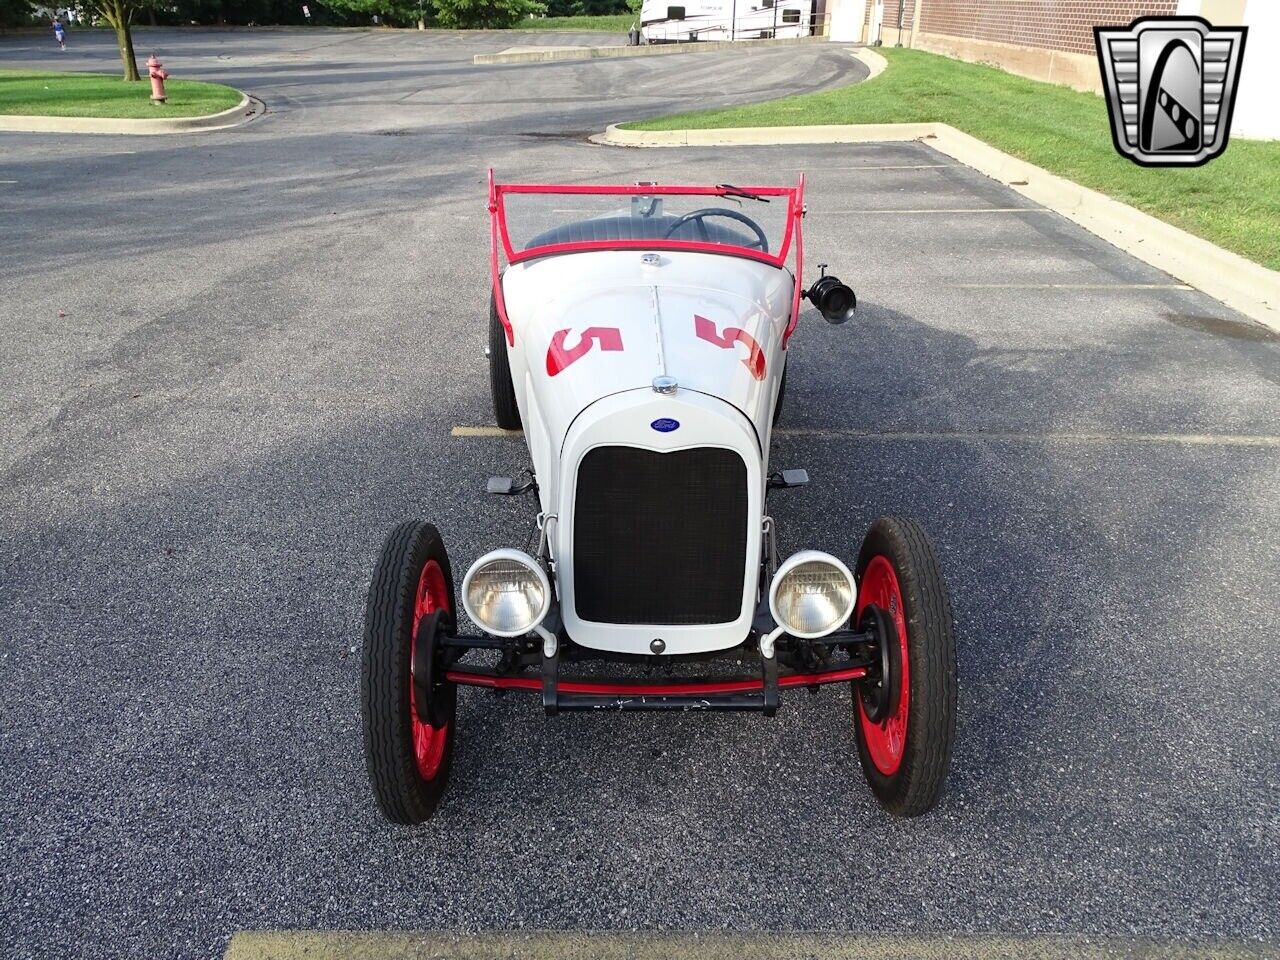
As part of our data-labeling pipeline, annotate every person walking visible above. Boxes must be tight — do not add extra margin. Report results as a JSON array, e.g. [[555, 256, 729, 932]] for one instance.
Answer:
[[52, 17, 67, 51]]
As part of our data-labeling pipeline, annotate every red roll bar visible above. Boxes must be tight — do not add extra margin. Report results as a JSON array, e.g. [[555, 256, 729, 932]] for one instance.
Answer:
[[487, 170, 808, 348]]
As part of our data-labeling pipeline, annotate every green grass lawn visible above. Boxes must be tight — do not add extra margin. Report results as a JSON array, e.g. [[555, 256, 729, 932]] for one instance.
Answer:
[[0, 69, 243, 119], [625, 48, 1280, 271], [511, 14, 633, 31]]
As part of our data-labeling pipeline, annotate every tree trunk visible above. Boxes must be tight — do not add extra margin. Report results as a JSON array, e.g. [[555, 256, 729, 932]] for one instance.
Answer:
[[102, 2, 141, 81], [117, 21, 140, 81]]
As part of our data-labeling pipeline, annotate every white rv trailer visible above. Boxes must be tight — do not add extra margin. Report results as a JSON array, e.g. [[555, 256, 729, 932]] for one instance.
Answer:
[[639, 0, 816, 43]]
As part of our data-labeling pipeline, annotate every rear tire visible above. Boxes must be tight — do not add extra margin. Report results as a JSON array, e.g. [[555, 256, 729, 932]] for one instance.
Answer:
[[489, 294, 521, 430], [852, 517, 956, 817], [362, 521, 458, 824]]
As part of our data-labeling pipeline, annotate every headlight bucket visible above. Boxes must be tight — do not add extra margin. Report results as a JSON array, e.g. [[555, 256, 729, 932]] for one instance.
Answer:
[[461, 549, 551, 637], [805, 273, 857, 324], [768, 550, 857, 639]]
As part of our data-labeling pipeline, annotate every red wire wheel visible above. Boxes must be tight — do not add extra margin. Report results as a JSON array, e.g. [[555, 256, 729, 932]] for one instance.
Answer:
[[856, 555, 910, 775], [408, 560, 451, 781], [852, 517, 957, 817], [361, 521, 458, 824]]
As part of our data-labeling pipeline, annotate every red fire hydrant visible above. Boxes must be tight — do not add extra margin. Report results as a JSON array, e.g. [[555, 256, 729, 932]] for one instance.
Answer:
[[147, 54, 169, 105]]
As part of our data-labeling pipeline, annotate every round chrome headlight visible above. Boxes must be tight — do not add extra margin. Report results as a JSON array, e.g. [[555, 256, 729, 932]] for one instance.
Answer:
[[461, 549, 551, 637], [768, 551, 856, 639]]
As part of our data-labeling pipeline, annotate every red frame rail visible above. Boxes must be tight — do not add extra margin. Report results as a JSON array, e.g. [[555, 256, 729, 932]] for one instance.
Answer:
[[445, 665, 865, 696], [487, 170, 808, 348]]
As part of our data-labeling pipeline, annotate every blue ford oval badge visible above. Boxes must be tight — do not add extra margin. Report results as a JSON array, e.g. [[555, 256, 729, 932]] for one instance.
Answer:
[[650, 418, 680, 433]]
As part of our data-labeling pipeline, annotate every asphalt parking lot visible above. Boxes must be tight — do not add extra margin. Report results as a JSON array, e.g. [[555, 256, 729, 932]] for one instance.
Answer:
[[2, 26, 1278, 960]]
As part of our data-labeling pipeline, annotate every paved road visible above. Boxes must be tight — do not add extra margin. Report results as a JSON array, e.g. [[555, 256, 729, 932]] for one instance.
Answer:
[[2, 27, 1278, 960], [0, 26, 861, 135]]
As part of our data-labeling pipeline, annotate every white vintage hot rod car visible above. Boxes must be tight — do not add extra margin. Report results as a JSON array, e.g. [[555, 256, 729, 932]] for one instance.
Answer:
[[361, 174, 956, 824]]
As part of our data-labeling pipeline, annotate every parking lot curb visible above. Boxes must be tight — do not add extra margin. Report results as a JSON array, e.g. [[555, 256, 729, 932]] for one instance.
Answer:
[[596, 120, 932, 147], [474, 34, 828, 64], [593, 118, 1279, 332], [0, 92, 264, 135], [854, 44, 888, 80]]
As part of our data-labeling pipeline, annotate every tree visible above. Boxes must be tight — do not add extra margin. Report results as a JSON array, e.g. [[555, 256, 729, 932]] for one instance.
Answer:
[[323, 0, 542, 28], [84, 0, 160, 80], [429, 0, 544, 28], [542, 0, 630, 16], [0, 0, 35, 29], [319, 0, 426, 27], [165, 0, 340, 27]]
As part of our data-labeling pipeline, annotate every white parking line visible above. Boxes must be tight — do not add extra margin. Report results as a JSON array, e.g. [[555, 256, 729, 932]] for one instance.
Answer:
[[545, 201, 1031, 217], [951, 283, 1195, 290], [807, 163, 959, 170], [452, 426, 522, 437], [225, 930, 1278, 960], [779, 429, 1280, 447], [661, 164, 958, 171], [452, 426, 1280, 447], [828, 207, 1050, 214]]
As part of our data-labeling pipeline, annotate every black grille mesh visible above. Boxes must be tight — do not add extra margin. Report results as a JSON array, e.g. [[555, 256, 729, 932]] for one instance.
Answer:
[[573, 446, 748, 626]]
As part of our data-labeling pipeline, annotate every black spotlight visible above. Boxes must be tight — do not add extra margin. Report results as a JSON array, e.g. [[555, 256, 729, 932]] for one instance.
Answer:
[[804, 266, 856, 324]]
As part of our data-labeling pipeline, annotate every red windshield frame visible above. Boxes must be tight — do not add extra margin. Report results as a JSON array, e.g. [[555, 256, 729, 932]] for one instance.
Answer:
[[488, 170, 807, 348]]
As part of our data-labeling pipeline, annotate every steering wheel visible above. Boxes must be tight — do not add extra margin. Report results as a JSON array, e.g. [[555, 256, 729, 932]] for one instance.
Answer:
[[663, 207, 769, 251]]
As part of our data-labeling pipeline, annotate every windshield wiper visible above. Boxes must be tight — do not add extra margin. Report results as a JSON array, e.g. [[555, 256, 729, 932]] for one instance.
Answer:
[[716, 183, 770, 203]]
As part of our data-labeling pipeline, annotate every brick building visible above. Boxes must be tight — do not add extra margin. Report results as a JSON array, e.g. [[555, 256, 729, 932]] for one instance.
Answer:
[[824, 0, 1276, 138]]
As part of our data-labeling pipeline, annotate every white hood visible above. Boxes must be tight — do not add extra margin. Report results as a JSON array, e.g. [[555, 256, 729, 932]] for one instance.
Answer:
[[501, 248, 795, 455]]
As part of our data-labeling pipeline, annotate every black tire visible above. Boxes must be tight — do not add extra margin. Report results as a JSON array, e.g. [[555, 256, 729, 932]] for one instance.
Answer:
[[852, 517, 956, 817], [773, 365, 787, 426], [361, 521, 458, 824], [489, 293, 521, 430]]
